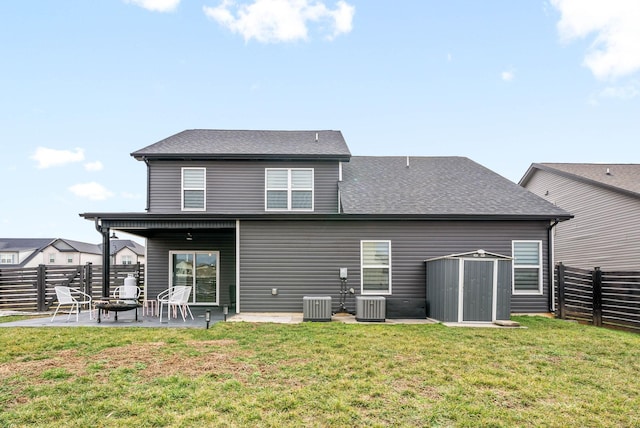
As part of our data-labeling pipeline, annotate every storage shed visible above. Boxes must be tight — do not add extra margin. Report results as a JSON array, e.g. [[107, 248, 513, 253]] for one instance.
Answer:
[[425, 250, 512, 323]]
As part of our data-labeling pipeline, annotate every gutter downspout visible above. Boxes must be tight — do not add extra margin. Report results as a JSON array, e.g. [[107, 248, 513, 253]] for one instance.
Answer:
[[547, 219, 559, 313], [144, 157, 150, 212]]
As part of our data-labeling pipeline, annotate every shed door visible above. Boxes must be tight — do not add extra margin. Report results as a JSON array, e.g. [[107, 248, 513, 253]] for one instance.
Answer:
[[462, 260, 494, 322]]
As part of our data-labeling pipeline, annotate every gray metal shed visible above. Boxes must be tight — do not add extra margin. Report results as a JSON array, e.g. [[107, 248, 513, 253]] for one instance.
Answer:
[[425, 250, 512, 323]]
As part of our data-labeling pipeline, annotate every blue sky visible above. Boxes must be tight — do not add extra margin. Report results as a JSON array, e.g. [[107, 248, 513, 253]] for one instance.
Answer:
[[1, 0, 639, 244]]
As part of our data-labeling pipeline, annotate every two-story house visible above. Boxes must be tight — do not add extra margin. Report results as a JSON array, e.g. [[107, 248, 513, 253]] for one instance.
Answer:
[[520, 163, 640, 271], [81, 130, 571, 319]]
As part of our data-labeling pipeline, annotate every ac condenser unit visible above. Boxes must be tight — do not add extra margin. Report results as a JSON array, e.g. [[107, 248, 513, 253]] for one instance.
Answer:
[[303, 296, 332, 322], [356, 296, 386, 322]]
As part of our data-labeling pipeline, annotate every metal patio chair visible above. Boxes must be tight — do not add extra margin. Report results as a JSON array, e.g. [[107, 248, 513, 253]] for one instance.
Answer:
[[158, 286, 194, 322], [113, 283, 141, 304], [51, 286, 92, 322]]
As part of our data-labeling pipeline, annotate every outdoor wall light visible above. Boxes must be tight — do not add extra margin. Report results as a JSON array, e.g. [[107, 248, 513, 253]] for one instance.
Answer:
[[186, 232, 193, 241], [223, 305, 229, 322], [271, 288, 278, 296], [110, 232, 118, 239], [205, 310, 211, 329]]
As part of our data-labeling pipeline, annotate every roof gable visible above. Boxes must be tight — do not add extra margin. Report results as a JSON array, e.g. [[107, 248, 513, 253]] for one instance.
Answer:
[[339, 156, 571, 218], [520, 163, 640, 199], [131, 129, 351, 161]]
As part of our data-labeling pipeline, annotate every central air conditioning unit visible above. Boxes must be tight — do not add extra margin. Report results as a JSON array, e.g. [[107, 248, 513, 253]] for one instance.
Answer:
[[356, 296, 386, 322], [303, 296, 332, 322]]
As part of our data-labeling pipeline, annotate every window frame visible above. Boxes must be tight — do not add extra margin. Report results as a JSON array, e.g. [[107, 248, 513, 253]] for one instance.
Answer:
[[360, 240, 392, 295], [181, 167, 206, 212], [265, 168, 314, 212], [512, 240, 543, 295], [121, 255, 133, 265], [0, 253, 16, 264]]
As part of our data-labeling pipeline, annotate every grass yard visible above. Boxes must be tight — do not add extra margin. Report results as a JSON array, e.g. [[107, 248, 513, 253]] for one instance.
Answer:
[[0, 316, 639, 427]]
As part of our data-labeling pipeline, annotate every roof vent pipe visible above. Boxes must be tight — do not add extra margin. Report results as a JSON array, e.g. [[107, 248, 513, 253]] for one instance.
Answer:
[[606, 168, 611, 175], [406, 156, 410, 168], [315, 132, 318, 142]]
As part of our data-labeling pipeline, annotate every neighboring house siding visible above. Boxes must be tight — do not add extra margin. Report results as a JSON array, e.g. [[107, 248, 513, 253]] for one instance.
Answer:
[[144, 229, 236, 304], [525, 170, 640, 270], [239, 220, 551, 314], [114, 247, 144, 265], [22, 249, 102, 268], [148, 160, 339, 214]]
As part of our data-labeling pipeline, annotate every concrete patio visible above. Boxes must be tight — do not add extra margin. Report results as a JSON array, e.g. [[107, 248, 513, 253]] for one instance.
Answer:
[[0, 306, 228, 328], [0, 308, 439, 328]]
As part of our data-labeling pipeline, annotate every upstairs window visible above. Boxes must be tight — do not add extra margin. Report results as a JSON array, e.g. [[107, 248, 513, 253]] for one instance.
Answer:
[[122, 255, 133, 265], [49, 253, 56, 264], [361, 240, 392, 295], [0, 253, 16, 264], [182, 168, 206, 211], [512, 240, 542, 294], [265, 168, 314, 211]]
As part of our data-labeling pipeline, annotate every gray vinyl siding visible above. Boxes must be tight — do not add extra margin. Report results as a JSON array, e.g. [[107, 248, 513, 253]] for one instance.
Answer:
[[144, 229, 236, 305], [524, 170, 640, 270], [239, 220, 551, 314], [147, 160, 339, 214]]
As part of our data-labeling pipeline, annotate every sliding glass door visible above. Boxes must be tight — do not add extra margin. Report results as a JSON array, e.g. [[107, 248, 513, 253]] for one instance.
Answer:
[[170, 251, 219, 305]]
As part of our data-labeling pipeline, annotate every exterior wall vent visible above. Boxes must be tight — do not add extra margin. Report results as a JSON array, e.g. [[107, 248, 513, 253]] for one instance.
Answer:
[[303, 296, 332, 322], [356, 296, 386, 322]]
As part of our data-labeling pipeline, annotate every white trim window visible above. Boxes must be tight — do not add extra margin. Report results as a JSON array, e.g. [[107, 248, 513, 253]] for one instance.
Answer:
[[0, 253, 16, 264], [361, 240, 392, 295], [512, 240, 543, 294], [121, 255, 133, 265], [265, 168, 314, 211], [49, 253, 56, 264], [182, 167, 206, 211]]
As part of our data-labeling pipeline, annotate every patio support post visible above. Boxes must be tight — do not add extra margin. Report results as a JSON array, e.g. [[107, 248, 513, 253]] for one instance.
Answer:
[[101, 228, 110, 298]]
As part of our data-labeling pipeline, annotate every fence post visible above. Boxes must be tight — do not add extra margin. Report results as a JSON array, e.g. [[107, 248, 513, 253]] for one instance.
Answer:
[[36, 264, 46, 312], [84, 262, 93, 297], [556, 263, 565, 319], [592, 267, 603, 327]]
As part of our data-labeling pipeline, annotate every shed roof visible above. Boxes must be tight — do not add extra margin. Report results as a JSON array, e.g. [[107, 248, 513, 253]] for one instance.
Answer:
[[519, 163, 640, 198], [131, 129, 351, 161], [339, 156, 571, 218], [425, 249, 512, 262]]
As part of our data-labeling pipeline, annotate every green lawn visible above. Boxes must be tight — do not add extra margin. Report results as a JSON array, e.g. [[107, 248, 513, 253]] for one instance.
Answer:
[[1, 316, 638, 427]]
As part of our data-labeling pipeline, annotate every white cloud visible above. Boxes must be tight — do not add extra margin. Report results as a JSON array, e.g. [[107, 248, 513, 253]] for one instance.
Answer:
[[121, 191, 143, 200], [599, 81, 640, 99], [84, 161, 104, 172], [501, 69, 515, 82], [551, 0, 640, 80], [31, 147, 84, 169], [203, 0, 355, 43], [69, 182, 114, 201], [124, 0, 180, 12]]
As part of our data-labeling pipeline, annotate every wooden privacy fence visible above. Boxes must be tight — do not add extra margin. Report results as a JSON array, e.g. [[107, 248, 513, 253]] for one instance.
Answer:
[[0, 263, 144, 312], [556, 262, 640, 333]]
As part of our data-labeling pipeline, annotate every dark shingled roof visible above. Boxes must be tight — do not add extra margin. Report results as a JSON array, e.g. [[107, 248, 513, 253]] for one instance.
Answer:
[[520, 163, 640, 198], [339, 156, 572, 217], [131, 129, 351, 160]]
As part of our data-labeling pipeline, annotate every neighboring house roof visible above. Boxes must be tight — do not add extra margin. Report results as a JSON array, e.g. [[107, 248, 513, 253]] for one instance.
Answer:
[[131, 129, 352, 161], [519, 163, 640, 199], [339, 156, 571, 218], [99, 239, 145, 256], [0, 238, 54, 252]]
